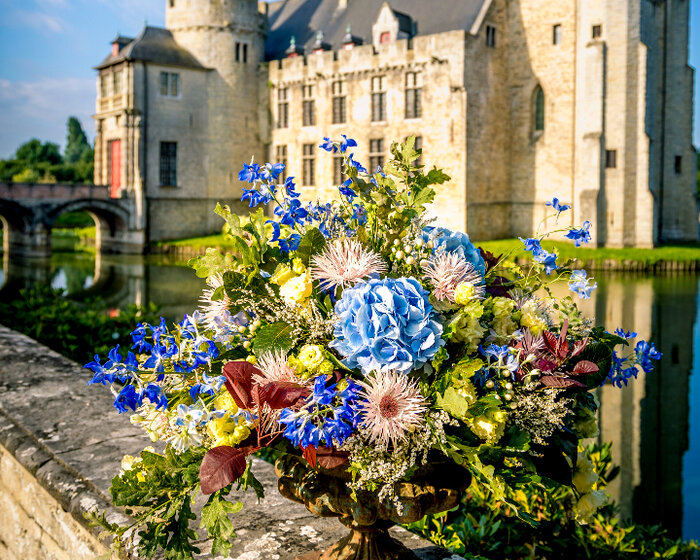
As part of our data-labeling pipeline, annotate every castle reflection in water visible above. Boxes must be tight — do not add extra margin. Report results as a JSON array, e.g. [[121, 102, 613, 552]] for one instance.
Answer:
[[1, 254, 699, 539]]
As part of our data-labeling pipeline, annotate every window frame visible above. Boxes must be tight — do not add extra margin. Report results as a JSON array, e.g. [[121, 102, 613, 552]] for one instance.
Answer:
[[405, 71, 422, 119], [553, 24, 562, 45], [159, 72, 180, 98], [277, 87, 289, 128], [369, 138, 385, 171], [486, 25, 497, 47], [534, 86, 545, 134], [159, 141, 178, 187], [371, 75, 386, 122], [275, 145, 288, 183], [605, 149, 617, 169], [302, 143, 315, 186]]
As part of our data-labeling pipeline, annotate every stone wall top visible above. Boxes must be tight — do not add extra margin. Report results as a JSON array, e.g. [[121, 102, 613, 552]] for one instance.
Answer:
[[0, 325, 455, 559], [0, 183, 110, 201]]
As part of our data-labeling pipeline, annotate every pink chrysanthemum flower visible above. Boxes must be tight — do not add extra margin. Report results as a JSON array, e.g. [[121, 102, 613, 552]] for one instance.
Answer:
[[199, 274, 231, 327], [253, 351, 306, 386], [358, 371, 427, 448], [311, 239, 387, 291], [422, 252, 485, 303]]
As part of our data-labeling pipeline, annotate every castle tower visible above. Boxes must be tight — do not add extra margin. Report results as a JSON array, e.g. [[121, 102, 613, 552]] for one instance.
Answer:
[[165, 0, 267, 201]]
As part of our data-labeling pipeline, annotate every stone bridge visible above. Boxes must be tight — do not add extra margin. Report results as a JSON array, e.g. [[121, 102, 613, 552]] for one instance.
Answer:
[[0, 183, 144, 258]]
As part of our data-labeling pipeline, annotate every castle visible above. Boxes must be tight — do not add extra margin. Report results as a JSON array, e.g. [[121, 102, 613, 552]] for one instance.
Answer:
[[93, 0, 697, 247]]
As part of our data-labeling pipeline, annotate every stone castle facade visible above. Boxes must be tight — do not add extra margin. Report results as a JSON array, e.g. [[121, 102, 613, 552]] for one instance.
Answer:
[[93, 0, 697, 246]]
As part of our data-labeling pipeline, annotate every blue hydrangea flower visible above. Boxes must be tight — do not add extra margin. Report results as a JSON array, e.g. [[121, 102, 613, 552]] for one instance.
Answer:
[[330, 277, 444, 375], [424, 227, 486, 277]]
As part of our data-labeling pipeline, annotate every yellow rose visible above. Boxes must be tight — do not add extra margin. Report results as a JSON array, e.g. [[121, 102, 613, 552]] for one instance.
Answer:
[[292, 258, 306, 275], [574, 490, 607, 523], [454, 282, 477, 305], [298, 344, 325, 371], [573, 453, 598, 494], [520, 300, 547, 336], [279, 272, 313, 306], [468, 409, 507, 444], [270, 263, 295, 286], [213, 392, 238, 415], [208, 415, 247, 446]]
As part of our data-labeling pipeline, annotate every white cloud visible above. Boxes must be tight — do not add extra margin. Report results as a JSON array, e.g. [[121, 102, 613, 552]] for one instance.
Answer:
[[9, 9, 68, 34], [0, 76, 96, 157]]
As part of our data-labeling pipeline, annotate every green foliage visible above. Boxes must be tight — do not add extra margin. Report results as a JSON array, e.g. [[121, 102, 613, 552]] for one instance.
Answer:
[[252, 321, 295, 356], [407, 443, 700, 559], [295, 227, 327, 266], [0, 117, 94, 184], [0, 285, 158, 363], [53, 211, 95, 229]]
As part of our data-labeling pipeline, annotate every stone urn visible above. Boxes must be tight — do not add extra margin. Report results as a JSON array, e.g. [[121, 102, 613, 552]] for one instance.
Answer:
[[275, 454, 471, 560]]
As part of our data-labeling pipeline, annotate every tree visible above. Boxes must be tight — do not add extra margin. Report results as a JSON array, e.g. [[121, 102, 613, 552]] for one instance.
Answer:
[[15, 138, 62, 166], [64, 117, 91, 164]]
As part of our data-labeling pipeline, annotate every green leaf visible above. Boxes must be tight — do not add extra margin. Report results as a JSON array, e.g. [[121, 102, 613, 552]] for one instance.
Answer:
[[188, 248, 236, 279], [236, 462, 266, 501], [295, 227, 327, 265], [575, 342, 614, 389], [435, 387, 471, 419], [200, 491, 243, 558], [253, 322, 295, 356]]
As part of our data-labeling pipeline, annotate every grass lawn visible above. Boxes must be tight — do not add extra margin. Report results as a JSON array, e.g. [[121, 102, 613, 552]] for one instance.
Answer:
[[153, 234, 700, 265], [478, 239, 700, 264]]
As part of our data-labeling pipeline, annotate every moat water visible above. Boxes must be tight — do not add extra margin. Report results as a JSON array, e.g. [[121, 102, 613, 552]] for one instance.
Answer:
[[0, 251, 698, 540]]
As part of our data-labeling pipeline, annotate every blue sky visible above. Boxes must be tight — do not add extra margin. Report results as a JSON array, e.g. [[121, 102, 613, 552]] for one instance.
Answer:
[[0, 0, 698, 158]]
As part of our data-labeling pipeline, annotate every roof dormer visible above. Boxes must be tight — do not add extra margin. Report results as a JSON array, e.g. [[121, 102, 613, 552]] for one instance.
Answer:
[[285, 36, 304, 58], [342, 25, 363, 50], [312, 31, 331, 54], [372, 2, 415, 47]]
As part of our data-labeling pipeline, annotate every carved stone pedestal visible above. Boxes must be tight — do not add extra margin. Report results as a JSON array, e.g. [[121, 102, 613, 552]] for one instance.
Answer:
[[275, 454, 471, 560]]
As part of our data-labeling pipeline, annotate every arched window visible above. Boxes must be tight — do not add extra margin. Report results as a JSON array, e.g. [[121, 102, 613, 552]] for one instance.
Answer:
[[534, 86, 545, 132]]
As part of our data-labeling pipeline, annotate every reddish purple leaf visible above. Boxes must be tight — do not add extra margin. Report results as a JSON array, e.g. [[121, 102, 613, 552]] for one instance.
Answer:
[[540, 376, 586, 388], [571, 339, 589, 357], [315, 446, 349, 469], [543, 331, 559, 355], [572, 360, 599, 375], [199, 445, 256, 495], [537, 358, 558, 373], [302, 445, 317, 468], [258, 381, 308, 410], [557, 338, 570, 361], [223, 361, 261, 410]]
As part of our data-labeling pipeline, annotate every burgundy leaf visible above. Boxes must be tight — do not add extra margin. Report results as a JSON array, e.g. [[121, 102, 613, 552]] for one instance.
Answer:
[[480, 247, 501, 271], [540, 376, 586, 388], [572, 360, 599, 375], [223, 361, 261, 410], [542, 331, 559, 355], [571, 339, 589, 357], [537, 358, 558, 373], [302, 445, 317, 468], [557, 338, 570, 361], [315, 446, 350, 469], [258, 381, 308, 410], [199, 445, 256, 494]]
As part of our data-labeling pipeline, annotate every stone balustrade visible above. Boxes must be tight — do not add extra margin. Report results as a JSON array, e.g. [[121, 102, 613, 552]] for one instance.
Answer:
[[0, 325, 456, 560]]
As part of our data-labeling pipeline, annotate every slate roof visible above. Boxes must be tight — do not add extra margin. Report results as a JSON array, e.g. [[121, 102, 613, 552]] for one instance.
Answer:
[[96, 26, 206, 70], [265, 0, 488, 60]]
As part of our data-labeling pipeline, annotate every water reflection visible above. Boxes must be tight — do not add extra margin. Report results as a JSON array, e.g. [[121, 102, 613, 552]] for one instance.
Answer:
[[0, 255, 698, 539]]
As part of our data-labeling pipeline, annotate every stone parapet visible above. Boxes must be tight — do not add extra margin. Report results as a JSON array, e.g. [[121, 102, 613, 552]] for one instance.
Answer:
[[0, 325, 455, 559]]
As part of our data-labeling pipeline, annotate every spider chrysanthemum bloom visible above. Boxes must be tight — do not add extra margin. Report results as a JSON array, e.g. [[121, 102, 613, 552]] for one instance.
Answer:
[[253, 351, 306, 386], [422, 252, 485, 303], [199, 274, 231, 328], [311, 239, 387, 291], [357, 370, 427, 448]]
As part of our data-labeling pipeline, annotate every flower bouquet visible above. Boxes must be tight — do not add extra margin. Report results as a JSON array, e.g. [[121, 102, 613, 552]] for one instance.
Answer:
[[87, 137, 660, 559]]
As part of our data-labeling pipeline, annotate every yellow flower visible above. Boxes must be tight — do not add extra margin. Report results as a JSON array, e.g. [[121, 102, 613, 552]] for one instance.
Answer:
[[520, 300, 547, 336], [468, 409, 507, 444], [298, 344, 325, 371], [492, 297, 516, 317], [121, 455, 136, 472], [213, 392, 238, 415], [455, 379, 478, 405], [270, 263, 295, 286], [454, 282, 477, 305], [573, 453, 598, 494], [574, 490, 607, 523], [292, 258, 306, 275], [279, 272, 313, 306], [207, 415, 249, 447]]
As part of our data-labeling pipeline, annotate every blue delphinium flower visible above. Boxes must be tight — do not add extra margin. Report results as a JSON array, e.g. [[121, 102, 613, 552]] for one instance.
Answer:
[[142, 383, 168, 410], [260, 162, 285, 182], [339, 134, 357, 153], [635, 340, 662, 373], [114, 384, 141, 413], [423, 226, 486, 277], [275, 198, 308, 227], [278, 376, 361, 448], [330, 277, 444, 375], [614, 328, 637, 340], [284, 176, 300, 198], [319, 137, 337, 153], [569, 269, 597, 299], [519, 237, 558, 275], [546, 197, 571, 214], [566, 221, 592, 247], [338, 183, 357, 199], [238, 162, 261, 183], [346, 153, 367, 174]]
